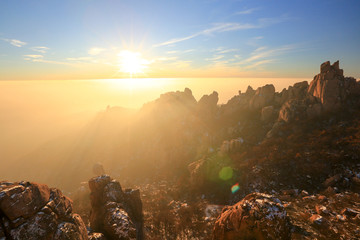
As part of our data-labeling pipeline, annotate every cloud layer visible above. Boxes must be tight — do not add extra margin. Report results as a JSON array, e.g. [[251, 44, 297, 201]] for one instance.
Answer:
[[2, 38, 27, 47]]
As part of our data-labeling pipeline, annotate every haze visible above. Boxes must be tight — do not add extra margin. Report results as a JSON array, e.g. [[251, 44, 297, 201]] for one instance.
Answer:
[[0, 77, 304, 171]]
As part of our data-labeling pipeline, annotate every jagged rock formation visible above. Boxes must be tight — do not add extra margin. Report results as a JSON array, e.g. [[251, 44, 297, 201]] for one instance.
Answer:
[[213, 193, 292, 240], [197, 91, 219, 118], [308, 61, 359, 112], [0, 181, 88, 240], [276, 61, 360, 125], [88, 175, 143, 240], [142, 87, 197, 114], [249, 84, 275, 110], [198, 91, 219, 111]]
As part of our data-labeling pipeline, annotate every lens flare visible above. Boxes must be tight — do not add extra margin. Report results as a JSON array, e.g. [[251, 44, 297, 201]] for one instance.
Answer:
[[219, 166, 233, 181], [231, 183, 240, 194]]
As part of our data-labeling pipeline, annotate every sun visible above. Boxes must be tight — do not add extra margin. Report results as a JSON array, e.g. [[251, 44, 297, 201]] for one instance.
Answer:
[[118, 50, 150, 77]]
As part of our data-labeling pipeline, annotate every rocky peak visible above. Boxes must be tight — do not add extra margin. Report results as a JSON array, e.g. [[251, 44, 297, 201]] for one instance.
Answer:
[[245, 85, 255, 96], [198, 91, 219, 115], [198, 91, 219, 106], [320, 60, 343, 76], [308, 60, 356, 112], [249, 84, 275, 110]]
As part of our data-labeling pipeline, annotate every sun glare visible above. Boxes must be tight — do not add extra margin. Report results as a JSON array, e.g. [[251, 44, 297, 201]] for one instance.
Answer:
[[118, 50, 150, 77]]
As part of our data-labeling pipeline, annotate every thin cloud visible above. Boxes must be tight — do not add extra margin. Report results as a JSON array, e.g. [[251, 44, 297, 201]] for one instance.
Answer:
[[2, 38, 27, 47], [154, 16, 286, 47], [154, 56, 178, 62], [88, 48, 106, 55], [235, 8, 259, 15], [153, 23, 255, 47], [166, 50, 178, 54], [247, 36, 264, 46], [31, 46, 49, 53], [213, 46, 225, 52], [244, 59, 275, 69], [167, 49, 195, 54], [33, 59, 71, 65], [24, 54, 43, 59], [258, 16, 288, 27], [153, 34, 198, 47], [24, 55, 70, 65], [243, 45, 295, 63], [66, 57, 94, 62], [183, 49, 195, 53], [218, 48, 239, 54], [202, 22, 256, 35], [232, 44, 298, 69], [253, 46, 267, 53], [206, 55, 224, 61]]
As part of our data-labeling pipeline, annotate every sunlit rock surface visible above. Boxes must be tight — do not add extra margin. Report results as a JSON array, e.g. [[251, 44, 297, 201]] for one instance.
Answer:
[[249, 84, 275, 110], [213, 192, 292, 240], [89, 175, 143, 240], [308, 60, 359, 112], [0, 181, 88, 240]]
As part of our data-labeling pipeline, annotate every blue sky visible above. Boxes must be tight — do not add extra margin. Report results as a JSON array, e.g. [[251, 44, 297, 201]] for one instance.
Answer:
[[0, 0, 359, 80]]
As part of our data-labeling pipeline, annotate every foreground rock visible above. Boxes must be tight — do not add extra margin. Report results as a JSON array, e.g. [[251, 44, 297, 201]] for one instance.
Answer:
[[89, 175, 143, 240], [213, 192, 292, 240], [0, 181, 88, 240]]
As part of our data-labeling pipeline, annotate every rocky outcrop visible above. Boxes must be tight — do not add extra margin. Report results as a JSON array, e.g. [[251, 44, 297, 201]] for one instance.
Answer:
[[198, 91, 218, 110], [220, 86, 256, 116], [308, 60, 359, 112], [0, 181, 88, 240], [143, 87, 197, 111], [277, 81, 309, 106], [213, 192, 292, 240], [278, 99, 307, 123], [88, 175, 143, 240], [249, 84, 275, 110], [197, 91, 219, 117]]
